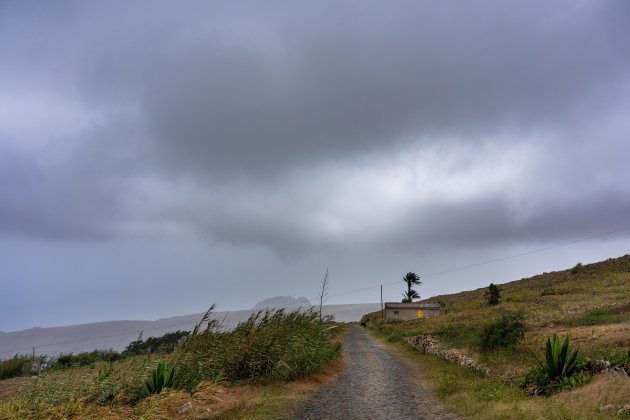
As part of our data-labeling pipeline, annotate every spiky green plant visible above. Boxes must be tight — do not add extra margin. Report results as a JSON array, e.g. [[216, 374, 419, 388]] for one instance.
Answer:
[[145, 360, 174, 395], [533, 334, 579, 380]]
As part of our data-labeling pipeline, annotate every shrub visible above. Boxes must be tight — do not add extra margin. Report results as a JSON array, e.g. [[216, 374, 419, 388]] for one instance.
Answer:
[[50, 350, 121, 370], [123, 330, 190, 355], [0, 355, 33, 379], [485, 283, 501, 306], [479, 312, 525, 352], [175, 308, 341, 390]]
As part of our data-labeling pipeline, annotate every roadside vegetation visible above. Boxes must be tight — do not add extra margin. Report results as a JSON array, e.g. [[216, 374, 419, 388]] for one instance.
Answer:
[[364, 255, 630, 419], [0, 308, 342, 418]]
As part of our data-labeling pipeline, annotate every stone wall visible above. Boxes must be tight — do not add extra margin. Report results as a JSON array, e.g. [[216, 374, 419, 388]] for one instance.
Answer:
[[406, 334, 488, 375]]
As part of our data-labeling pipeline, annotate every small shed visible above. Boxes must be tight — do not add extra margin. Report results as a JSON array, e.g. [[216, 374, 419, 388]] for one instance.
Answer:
[[384, 302, 441, 322]]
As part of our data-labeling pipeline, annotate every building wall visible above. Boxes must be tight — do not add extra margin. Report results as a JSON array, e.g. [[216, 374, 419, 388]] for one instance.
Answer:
[[384, 306, 441, 321]]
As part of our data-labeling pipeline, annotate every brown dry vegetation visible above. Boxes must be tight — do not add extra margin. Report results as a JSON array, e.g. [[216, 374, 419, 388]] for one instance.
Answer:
[[366, 255, 630, 419]]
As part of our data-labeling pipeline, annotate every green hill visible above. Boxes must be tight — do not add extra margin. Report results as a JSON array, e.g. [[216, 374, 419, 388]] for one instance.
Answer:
[[364, 255, 630, 418]]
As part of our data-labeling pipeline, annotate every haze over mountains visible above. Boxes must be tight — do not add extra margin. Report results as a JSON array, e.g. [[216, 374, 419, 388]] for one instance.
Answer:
[[0, 298, 379, 358], [252, 296, 312, 309]]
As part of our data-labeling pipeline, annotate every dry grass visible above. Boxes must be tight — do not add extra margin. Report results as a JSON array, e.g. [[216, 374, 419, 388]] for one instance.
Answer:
[[554, 372, 630, 408]]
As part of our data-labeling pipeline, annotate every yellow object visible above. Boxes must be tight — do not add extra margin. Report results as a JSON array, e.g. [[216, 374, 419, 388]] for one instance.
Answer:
[[417, 309, 423, 318]]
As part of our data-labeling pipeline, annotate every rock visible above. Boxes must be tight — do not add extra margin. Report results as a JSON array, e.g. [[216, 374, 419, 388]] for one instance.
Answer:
[[524, 387, 538, 396], [406, 334, 488, 375], [599, 404, 615, 412], [617, 404, 630, 416], [585, 358, 610, 374], [610, 366, 628, 377], [178, 402, 193, 414]]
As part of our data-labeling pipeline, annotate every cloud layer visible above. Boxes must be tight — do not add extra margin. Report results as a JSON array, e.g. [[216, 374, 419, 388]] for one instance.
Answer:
[[1, 0, 629, 255]]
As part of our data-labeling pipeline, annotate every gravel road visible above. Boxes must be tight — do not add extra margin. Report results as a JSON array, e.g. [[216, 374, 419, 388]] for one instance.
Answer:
[[296, 325, 457, 419]]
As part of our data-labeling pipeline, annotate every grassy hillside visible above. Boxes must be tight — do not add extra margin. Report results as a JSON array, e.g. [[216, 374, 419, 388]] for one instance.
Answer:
[[365, 255, 630, 419]]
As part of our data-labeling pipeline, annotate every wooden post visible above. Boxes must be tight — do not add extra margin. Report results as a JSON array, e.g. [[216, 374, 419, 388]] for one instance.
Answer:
[[380, 285, 384, 321]]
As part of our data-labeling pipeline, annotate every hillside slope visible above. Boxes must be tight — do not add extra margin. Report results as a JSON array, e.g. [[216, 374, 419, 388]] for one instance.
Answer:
[[364, 255, 630, 418], [424, 254, 630, 325]]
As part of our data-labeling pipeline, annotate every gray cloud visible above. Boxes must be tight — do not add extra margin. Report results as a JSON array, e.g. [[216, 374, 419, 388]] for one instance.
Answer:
[[0, 0, 629, 253]]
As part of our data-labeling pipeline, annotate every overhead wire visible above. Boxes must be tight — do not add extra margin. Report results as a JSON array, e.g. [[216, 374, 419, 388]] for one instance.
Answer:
[[2, 224, 628, 357]]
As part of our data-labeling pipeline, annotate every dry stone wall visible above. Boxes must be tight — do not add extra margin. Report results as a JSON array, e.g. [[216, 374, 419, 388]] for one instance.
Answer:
[[406, 334, 489, 375]]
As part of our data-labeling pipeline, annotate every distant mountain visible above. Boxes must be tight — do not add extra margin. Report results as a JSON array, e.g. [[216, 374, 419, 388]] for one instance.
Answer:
[[0, 303, 380, 358], [252, 296, 312, 309]]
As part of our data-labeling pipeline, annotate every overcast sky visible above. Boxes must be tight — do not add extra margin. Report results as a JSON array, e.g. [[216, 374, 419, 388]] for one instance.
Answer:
[[1, 1, 629, 332]]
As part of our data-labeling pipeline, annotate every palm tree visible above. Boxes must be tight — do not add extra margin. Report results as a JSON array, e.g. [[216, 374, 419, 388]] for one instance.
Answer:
[[402, 289, 420, 303], [401, 272, 422, 303]]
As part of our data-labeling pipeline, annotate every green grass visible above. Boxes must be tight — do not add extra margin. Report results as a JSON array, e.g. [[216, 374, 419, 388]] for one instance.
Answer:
[[559, 308, 630, 327]]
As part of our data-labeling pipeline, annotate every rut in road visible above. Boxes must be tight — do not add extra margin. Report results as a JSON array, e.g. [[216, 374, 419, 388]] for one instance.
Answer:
[[297, 325, 457, 419]]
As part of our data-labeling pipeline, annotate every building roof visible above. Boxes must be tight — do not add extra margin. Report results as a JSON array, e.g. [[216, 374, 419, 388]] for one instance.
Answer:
[[384, 302, 441, 309]]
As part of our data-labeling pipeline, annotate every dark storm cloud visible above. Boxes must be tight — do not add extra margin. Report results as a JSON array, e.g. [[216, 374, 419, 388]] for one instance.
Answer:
[[1, 0, 629, 251], [83, 0, 630, 174]]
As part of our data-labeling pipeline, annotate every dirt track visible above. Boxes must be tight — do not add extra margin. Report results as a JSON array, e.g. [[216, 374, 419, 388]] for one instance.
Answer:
[[296, 325, 457, 419]]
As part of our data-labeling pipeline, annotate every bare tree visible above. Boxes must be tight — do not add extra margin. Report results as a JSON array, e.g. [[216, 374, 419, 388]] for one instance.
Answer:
[[318, 269, 329, 322]]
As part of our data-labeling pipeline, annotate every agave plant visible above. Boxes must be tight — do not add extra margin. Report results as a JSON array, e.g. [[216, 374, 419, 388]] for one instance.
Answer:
[[145, 360, 175, 395], [533, 334, 579, 380]]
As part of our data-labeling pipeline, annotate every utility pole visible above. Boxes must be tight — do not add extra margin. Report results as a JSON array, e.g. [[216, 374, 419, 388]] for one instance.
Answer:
[[380, 285, 384, 320]]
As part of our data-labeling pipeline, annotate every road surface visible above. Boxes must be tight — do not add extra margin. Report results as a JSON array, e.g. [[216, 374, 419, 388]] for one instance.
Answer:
[[296, 325, 457, 419]]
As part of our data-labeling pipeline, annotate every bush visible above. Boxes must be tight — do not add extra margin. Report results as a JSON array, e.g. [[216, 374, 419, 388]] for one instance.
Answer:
[[0, 355, 33, 379], [485, 283, 501, 306], [175, 308, 341, 390], [50, 350, 121, 370], [479, 312, 525, 352], [123, 330, 190, 355]]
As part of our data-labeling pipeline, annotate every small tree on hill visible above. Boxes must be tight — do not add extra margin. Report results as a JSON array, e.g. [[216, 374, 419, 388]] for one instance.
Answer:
[[485, 283, 501, 306], [402, 272, 422, 303]]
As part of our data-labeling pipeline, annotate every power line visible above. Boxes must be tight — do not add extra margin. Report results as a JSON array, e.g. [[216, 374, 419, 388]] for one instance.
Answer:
[[325, 224, 630, 299], [3, 225, 628, 357]]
